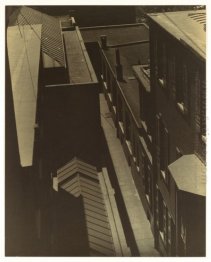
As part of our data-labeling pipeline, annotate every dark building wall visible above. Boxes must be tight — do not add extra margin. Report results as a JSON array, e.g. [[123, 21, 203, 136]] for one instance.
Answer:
[[30, 6, 136, 26], [149, 18, 206, 257], [5, 29, 37, 255], [41, 83, 101, 177], [150, 23, 199, 163], [177, 192, 205, 256], [85, 42, 102, 83], [52, 189, 89, 256]]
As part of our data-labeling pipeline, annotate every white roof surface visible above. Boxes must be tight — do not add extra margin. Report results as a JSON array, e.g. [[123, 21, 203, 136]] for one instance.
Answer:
[[168, 154, 206, 196], [7, 25, 41, 167], [148, 10, 206, 59]]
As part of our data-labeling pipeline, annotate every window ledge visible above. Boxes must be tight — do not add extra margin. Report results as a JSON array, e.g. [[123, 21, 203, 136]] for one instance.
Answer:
[[158, 78, 165, 88], [118, 121, 124, 134], [160, 170, 166, 180], [177, 102, 188, 116], [126, 140, 133, 155], [103, 81, 108, 90], [159, 231, 164, 241], [201, 135, 206, 144], [108, 92, 112, 102]]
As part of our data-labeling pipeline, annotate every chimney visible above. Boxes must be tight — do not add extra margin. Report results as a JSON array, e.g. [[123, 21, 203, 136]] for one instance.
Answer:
[[100, 35, 107, 50], [115, 49, 123, 81]]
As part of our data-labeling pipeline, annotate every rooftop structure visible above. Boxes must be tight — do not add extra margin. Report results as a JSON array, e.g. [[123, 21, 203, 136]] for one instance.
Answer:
[[53, 158, 131, 256], [9, 6, 65, 67], [7, 24, 41, 166], [168, 154, 206, 196], [7, 7, 98, 167], [63, 29, 96, 83]]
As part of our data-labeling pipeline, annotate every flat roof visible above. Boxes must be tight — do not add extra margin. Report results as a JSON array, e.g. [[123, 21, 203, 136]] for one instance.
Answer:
[[63, 30, 93, 83], [7, 25, 41, 167], [81, 23, 149, 45], [81, 24, 149, 126], [148, 10, 206, 60], [168, 154, 206, 196], [105, 44, 149, 126]]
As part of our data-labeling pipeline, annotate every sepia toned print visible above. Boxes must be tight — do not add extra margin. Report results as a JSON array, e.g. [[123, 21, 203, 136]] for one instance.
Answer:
[[5, 5, 206, 256]]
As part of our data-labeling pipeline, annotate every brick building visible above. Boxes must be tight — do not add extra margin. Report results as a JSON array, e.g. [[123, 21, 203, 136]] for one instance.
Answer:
[[6, 6, 129, 256], [148, 10, 206, 256], [81, 9, 206, 257], [6, 6, 206, 257]]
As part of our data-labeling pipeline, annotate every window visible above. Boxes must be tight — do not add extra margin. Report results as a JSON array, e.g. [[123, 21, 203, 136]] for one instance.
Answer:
[[158, 194, 164, 235], [176, 147, 183, 159], [118, 95, 124, 134], [102, 59, 106, 81], [106, 67, 111, 91], [195, 67, 206, 155], [155, 185, 159, 228], [180, 216, 187, 245], [176, 63, 189, 115], [131, 131, 136, 159], [167, 53, 176, 98], [156, 114, 170, 184], [157, 41, 167, 88], [111, 78, 117, 106], [155, 114, 161, 173], [140, 152, 145, 183], [140, 85, 145, 121], [125, 112, 131, 141], [167, 214, 176, 256], [144, 163, 152, 206], [118, 95, 123, 122], [160, 123, 169, 173], [159, 199, 168, 249]]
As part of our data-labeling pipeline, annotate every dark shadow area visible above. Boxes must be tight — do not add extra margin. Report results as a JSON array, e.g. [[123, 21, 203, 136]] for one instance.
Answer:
[[99, 127, 139, 256]]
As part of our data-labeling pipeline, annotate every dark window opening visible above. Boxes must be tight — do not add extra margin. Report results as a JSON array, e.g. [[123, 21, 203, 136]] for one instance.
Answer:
[[167, 54, 176, 98], [157, 41, 166, 87], [176, 63, 189, 115], [176, 147, 183, 159], [111, 78, 117, 106], [125, 112, 131, 141], [118, 95, 123, 122]]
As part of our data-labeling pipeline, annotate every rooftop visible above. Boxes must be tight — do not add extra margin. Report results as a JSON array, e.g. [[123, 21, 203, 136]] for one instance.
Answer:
[[81, 23, 149, 126], [54, 157, 130, 256], [9, 6, 66, 67], [148, 10, 206, 60], [168, 154, 206, 196], [63, 28, 96, 83], [7, 24, 41, 167], [81, 23, 149, 45]]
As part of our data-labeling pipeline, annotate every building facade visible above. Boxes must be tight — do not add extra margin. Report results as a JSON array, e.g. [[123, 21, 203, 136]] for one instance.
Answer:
[[148, 10, 206, 256], [6, 6, 206, 257], [81, 9, 206, 257], [6, 7, 130, 256]]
